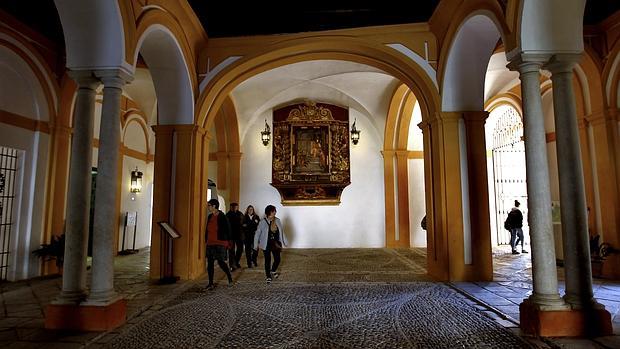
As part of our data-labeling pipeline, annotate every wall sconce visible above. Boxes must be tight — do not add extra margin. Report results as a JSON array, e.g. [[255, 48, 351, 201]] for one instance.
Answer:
[[130, 167, 143, 194], [350, 119, 361, 145], [261, 119, 271, 146]]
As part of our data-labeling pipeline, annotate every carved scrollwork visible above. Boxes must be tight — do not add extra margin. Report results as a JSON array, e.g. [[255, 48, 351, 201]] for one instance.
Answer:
[[287, 101, 334, 122], [271, 101, 351, 205]]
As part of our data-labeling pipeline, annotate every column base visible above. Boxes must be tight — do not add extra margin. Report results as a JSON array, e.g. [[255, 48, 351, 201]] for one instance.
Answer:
[[520, 299, 613, 337], [45, 298, 126, 331]]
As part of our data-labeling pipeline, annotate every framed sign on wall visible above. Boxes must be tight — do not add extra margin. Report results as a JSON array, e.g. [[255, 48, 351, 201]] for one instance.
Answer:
[[271, 100, 351, 205]]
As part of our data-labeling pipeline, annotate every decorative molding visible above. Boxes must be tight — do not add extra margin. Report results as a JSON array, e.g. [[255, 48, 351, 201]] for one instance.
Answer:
[[271, 101, 350, 205], [0, 109, 50, 133], [408, 151, 424, 159]]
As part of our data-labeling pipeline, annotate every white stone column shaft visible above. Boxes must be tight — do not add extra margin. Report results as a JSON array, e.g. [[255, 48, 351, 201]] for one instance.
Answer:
[[57, 71, 99, 304], [86, 71, 130, 305], [512, 60, 567, 310], [547, 56, 596, 308]]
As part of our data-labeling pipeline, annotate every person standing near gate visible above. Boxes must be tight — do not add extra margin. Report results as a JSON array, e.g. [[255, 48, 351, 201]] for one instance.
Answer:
[[507, 200, 526, 255], [205, 199, 233, 289]]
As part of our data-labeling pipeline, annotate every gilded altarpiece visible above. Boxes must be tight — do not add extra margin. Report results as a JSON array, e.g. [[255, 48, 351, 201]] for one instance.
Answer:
[[271, 101, 351, 205]]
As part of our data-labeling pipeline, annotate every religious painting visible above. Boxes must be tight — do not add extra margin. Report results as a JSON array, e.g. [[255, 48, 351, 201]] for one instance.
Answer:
[[271, 101, 351, 205], [292, 126, 329, 174]]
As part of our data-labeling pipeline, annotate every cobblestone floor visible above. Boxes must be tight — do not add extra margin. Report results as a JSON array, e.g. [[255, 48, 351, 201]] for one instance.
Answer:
[[106, 282, 531, 349], [0, 247, 618, 348]]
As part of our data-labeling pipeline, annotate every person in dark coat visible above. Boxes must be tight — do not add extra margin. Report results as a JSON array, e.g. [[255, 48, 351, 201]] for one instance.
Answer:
[[241, 205, 260, 268], [226, 202, 244, 270], [507, 200, 526, 255], [205, 199, 233, 289]]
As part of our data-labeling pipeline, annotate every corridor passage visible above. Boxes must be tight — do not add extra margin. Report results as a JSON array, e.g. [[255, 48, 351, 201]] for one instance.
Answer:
[[107, 249, 530, 348], [1, 248, 619, 348]]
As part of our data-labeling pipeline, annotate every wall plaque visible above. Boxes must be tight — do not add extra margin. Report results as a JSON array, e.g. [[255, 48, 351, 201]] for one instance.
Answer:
[[271, 101, 351, 205]]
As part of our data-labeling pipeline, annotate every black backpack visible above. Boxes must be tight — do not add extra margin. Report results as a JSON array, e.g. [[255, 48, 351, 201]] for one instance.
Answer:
[[504, 215, 512, 231]]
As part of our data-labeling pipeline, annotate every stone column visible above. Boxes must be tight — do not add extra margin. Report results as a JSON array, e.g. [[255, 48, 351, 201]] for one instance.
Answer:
[[85, 70, 132, 305], [56, 71, 99, 304], [508, 58, 567, 310], [546, 55, 597, 308]]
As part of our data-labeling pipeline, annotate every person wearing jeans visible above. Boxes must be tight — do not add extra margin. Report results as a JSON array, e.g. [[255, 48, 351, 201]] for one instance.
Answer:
[[205, 199, 233, 289], [507, 200, 526, 254], [254, 205, 288, 283]]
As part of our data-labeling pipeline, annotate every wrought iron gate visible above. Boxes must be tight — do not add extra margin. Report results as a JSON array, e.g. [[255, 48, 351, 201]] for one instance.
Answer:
[[0, 147, 18, 280], [491, 107, 528, 245]]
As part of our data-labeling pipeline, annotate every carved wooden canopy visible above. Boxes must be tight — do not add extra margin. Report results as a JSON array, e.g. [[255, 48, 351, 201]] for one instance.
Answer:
[[271, 101, 351, 205]]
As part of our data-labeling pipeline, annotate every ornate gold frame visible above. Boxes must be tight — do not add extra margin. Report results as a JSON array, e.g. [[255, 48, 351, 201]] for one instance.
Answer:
[[271, 101, 351, 205]]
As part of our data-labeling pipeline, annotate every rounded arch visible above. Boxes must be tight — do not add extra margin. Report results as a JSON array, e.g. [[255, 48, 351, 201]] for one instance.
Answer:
[[576, 47, 604, 115], [602, 39, 620, 109], [439, 9, 508, 111], [133, 21, 195, 125], [122, 113, 151, 155], [134, 8, 199, 95], [384, 84, 410, 150], [54, 1, 127, 71], [195, 36, 441, 131], [484, 92, 523, 118], [0, 29, 59, 121]]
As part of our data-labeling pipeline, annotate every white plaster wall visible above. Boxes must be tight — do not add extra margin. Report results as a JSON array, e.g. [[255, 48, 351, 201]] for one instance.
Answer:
[[407, 102, 426, 247], [118, 156, 153, 251], [0, 46, 49, 121], [0, 125, 49, 280], [407, 159, 426, 247], [239, 108, 385, 248]]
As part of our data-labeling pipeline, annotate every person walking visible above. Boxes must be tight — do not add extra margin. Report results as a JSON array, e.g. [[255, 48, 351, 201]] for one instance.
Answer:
[[205, 199, 233, 289], [507, 200, 526, 255], [241, 205, 260, 268], [254, 205, 288, 283], [226, 203, 244, 270]]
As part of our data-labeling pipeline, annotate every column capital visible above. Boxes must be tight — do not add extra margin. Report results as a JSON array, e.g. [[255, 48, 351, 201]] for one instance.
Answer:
[[151, 125, 175, 135], [228, 151, 243, 159], [380, 149, 396, 158], [544, 53, 582, 74], [506, 53, 549, 74], [95, 69, 134, 88], [215, 151, 228, 160], [586, 110, 613, 126], [437, 111, 461, 123], [174, 124, 199, 135], [461, 110, 489, 122], [395, 150, 409, 158], [67, 70, 100, 90], [417, 120, 430, 132]]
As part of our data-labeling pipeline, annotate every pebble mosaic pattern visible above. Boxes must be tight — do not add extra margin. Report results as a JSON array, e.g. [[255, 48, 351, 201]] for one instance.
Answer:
[[107, 282, 533, 348]]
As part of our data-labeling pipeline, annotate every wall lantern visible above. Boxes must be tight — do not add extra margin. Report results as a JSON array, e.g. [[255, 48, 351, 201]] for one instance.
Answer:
[[261, 119, 271, 146], [130, 167, 143, 193], [350, 119, 361, 145]]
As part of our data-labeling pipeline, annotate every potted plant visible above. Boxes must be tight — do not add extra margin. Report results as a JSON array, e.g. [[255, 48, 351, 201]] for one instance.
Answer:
[[32, 234, 65, 270], [590, 234, 618, 278]]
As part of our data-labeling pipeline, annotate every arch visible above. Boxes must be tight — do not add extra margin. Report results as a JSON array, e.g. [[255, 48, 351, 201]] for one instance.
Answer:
[[484, 93, 523, 118], [134, 8, 199, 96], [54, 1, 128, 72], [195, 36, 441, 131], [133, 22, 195, 125], [440, 10, 506, 111], [383, 83, 421, 247], [0, 30, 59, 121], [602, 39, 620, 109], [122, 112, 151, 156]]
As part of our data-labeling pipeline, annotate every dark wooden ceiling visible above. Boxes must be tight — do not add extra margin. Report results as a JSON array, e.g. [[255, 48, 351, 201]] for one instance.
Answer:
[[0, 1, 617, 47]]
